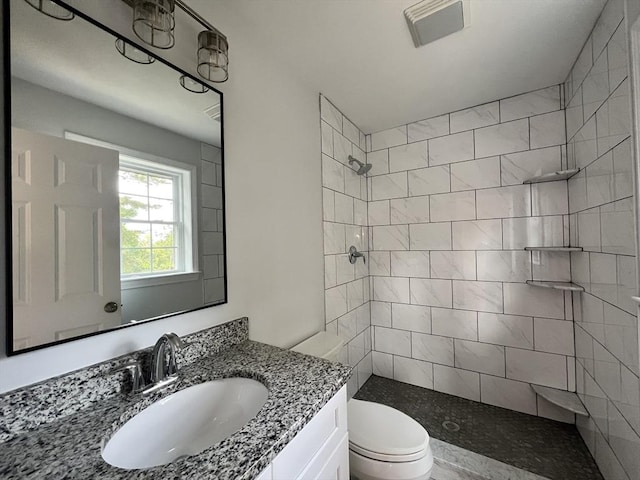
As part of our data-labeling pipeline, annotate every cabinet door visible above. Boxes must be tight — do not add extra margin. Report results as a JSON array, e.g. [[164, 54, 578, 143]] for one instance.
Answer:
[[272, 386, 347, 480]]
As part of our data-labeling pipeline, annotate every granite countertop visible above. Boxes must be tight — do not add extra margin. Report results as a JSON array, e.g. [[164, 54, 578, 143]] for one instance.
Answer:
[[0, 340, 352, 479]]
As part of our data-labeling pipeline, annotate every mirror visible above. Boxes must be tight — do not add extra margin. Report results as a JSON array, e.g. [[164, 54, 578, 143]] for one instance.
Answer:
[[7, 0, 226, 354]]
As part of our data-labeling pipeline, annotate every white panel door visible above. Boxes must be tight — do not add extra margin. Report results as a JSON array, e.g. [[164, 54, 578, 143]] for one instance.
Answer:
[[11, 127, 121, 349]]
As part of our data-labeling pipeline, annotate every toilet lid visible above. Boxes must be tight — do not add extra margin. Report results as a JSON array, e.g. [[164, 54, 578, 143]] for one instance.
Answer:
[[347, 399, 429, 462]]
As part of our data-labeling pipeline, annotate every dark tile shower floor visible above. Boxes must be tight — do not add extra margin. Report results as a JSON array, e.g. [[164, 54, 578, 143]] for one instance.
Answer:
[[354, 375, 603, 480]]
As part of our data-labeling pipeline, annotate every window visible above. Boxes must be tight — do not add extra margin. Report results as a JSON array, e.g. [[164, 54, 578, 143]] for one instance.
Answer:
[[119, 156, 194, 278], [64, 132, 198, 285]]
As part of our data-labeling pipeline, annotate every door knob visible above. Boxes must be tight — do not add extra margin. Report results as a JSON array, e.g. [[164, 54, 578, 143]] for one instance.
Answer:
[[104, 301, 119, 313]]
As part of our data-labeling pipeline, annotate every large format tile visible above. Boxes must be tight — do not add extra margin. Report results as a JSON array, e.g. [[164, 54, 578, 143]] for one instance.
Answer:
[[389, 141, 428, 173], [430, 251, 476, 280], [434, 365, 481, 401], [450, 102, 499, 133], [477, 251, 531, 282], [408, 165, 451, 196], [412, 332, 455, 365], [373, 276, 409, 303], [530, 110, 566, 149], [452, 219, 502, 250], [431, 191, 476, 222], [480, 375, 537, 415], [501, 146, 563, 186], [450, 157, 501, 192], [455, 340, 506, 377], [408, 114, 450, 142], [392, 303, 431, 333], [410, 278, 453, 308], [432, 308, 478, 341], [500, 86, 561, 122], [453, 281, 503, 314], [371, 125, 407, 151], [374, 326, 411, 356], [391, 251, 430, 278], [390, 196, 430, 224], [411, 222, 452, 250], [475, 119, 529, 158], [429, 131, 475, 166], [506, 348, 568, 389], [503, 283, 565, 320], [476, 185, 531, 219], [371, 172, 408, 200], [502, 216, 565, 249], [478, 313, 534, 350], [394, 356, 433, 389], [372, 225, 409, 250]]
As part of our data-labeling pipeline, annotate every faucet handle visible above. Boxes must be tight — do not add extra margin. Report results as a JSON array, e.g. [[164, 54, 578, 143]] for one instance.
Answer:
[[109, 361, 146, 394]]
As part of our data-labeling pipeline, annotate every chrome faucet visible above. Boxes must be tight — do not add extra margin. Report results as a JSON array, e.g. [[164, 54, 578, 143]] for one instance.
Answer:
[[108, 332, 186, 395], [150, 332, 185, 384]]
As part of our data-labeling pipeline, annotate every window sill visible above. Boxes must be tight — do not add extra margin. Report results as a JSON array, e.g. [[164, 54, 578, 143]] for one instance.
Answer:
[[122, 272, 202, 289]]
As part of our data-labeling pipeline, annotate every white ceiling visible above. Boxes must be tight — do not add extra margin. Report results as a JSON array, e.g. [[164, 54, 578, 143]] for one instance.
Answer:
[[215, 0, 606, 133]]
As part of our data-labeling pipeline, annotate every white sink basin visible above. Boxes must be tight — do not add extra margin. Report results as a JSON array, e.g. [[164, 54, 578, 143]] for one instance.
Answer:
[[101, 377, 269, 469]]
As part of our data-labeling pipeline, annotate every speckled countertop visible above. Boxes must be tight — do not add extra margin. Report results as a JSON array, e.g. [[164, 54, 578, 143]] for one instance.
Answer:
[[0, 340, 352, 479]]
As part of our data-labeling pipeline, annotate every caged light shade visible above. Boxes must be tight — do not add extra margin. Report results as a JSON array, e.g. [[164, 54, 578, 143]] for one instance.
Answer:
[[132, 0, 175, 49], [24, 0, 74, 20], [115, 38, 155, 65], [197, 30, 229, 83]]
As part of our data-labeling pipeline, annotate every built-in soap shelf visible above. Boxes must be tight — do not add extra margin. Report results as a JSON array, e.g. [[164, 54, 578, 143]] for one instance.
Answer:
[[531, 385, 589, 417], [524, 247, 584, 291], [523, 168, 580, 184], [526, 280, 585, 292]]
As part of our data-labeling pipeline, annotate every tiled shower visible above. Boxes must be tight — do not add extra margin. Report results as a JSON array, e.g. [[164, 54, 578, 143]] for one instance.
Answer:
[[321, 0, 639, 478]]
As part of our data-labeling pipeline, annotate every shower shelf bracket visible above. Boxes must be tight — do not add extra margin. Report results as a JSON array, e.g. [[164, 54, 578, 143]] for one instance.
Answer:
[[522, 169, 580, 184], [524, 247, 583, 252], [526, 280, 585, 292], [531, 385, 589, 417]]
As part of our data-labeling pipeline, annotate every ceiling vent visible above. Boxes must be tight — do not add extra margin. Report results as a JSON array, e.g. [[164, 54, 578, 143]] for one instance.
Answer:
[[203, 104, 221, 122], [404, 0, 470, 48]]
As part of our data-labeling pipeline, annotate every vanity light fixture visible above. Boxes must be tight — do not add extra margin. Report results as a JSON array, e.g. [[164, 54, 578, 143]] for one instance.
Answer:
[[115, 38, 156, 65], [197, 29, 229, 83], [124, 0, 229, 83], [23, 0, 74, 20], [179, 74, 209, 94], [132, 0, 175, 49]]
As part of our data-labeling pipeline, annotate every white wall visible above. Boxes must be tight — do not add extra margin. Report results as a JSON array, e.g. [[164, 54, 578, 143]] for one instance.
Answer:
[[0, 1, 324, 392]]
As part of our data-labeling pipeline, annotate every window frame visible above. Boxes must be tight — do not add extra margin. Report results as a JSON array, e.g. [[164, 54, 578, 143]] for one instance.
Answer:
[[64, 132, 200, 288]]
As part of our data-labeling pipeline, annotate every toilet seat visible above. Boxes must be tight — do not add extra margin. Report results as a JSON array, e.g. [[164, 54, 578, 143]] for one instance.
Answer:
[[348, 399, 430, 463]]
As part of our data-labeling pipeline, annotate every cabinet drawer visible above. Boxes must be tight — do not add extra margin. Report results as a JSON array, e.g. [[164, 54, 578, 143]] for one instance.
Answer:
[[272, 386, 347, 480]]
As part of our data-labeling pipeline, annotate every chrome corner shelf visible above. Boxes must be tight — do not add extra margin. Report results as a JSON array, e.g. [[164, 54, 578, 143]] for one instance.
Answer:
[[531, 385, 589, 417], [523, 169, 579, 184], [526, 280, 585, 292], [524, 246, 583, 252]]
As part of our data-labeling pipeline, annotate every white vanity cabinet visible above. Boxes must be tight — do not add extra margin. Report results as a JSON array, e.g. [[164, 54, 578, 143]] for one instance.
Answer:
[[256, 386, 348, 480]]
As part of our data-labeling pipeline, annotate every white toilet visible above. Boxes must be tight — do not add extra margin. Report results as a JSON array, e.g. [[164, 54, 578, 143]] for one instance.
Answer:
[[292, 332, 433, 480]]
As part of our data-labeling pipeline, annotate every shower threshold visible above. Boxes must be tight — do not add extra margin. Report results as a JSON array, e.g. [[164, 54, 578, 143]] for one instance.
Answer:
[[354, 375, 603, 480]]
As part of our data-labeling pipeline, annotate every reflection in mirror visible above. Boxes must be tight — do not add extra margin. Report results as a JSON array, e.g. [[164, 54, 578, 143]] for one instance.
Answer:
[[8, 0, 226, 353]]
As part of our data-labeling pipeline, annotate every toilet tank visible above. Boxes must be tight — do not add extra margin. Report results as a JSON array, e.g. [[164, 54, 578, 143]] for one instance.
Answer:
[[291, 332, 344, 363]]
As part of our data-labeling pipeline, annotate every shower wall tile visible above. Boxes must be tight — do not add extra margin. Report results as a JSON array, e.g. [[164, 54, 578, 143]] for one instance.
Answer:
[[407, 114, 450, 142], [428, 130, 475, 166], [365, 87, 577, 422], [450, 101, 500, 133], [563, 1, 638, 476], [320, 95, 372, 390], [393, 356, 433, 389], [370, 125, 407, 151], [474, 119, 529, 158], [408, 165, 451, 196], [499, 85, 561, 122], [388, 141, 428, 172], [450, 156, 501, 191]]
